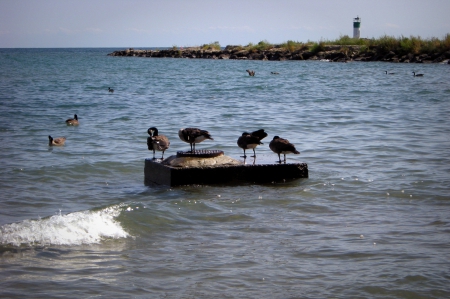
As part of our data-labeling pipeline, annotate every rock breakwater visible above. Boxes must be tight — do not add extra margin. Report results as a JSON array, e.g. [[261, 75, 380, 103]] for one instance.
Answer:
[[108, 45, 450, 63]]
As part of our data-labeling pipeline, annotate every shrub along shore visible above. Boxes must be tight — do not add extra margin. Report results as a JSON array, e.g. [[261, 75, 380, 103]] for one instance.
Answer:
[[108, 35, 450, 63]]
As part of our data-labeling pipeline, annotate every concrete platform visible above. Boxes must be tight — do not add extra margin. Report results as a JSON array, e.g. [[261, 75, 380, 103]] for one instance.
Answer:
[[144, 154, 308, 186]]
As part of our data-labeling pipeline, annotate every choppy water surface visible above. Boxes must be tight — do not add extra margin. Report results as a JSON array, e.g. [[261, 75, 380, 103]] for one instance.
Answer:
[[0, 48, 449, 298]]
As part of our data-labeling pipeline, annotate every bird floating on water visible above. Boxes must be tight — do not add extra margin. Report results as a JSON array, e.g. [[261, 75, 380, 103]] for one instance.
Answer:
[[269, 136, 300, 163], [147, 127, 170, 160], [108, 87, 114, 93], [237, 129, 267, 158], [48, 135, 66, 146], [246, 70, 255, 76], [385, 71, 395, 75], [178, 127, 214, 153], [412, 71, 424, 77], [65, 114, 79, 126]]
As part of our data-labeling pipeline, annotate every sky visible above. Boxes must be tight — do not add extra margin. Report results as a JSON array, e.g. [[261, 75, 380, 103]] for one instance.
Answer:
[[1, 0, 449, 48]]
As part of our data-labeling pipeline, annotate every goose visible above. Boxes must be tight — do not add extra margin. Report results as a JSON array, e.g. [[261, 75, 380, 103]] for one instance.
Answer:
[[65, 114, 79, 126], [108, 87, 114, 93], [412, 72, 424, 77], [237, 129, 267, 158], [147, 127, 170, 159], [246, 69, 255, 76], [48, 135, 66, 146], [178, 127, 214, 153], [271, 72, 280, 75], [269, 136, 300, 163], [385, 71, 395, 75]]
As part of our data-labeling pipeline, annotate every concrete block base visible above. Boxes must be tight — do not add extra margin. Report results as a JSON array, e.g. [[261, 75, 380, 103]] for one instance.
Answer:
[[144, 155, 308, 186]]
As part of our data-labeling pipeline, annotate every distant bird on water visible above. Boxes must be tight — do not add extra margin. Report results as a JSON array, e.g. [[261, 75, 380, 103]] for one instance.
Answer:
[[269, 136, 300, 163], [147, 127, 170, 159], [48, 135, 66, 146], [178, 127, 214, 153], [246, 70, 255, 76], [65, 114, 79, 126], [108, 87, 114, 93], [385, 71, 395, 75], [237, 129, 268, 158], [412, 71, 424, 77]]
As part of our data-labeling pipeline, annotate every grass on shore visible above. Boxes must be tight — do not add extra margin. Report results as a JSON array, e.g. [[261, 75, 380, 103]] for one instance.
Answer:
[[190, 34, 450, 55]]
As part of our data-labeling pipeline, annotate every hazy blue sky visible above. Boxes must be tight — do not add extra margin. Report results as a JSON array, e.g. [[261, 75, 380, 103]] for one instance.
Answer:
[[1, 0, 449, 48]]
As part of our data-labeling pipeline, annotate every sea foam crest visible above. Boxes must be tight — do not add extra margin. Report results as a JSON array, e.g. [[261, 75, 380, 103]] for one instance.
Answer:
[[0, 205, 129, 247]]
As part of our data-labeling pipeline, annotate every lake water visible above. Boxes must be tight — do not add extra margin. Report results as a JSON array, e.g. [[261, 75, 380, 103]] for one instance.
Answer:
[[0, 48, 449, 298]]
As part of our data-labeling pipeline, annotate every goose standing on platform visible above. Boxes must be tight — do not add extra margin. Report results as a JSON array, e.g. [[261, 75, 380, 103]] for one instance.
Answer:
[[412, 71, 424, 77], [65, 114, 79, 126], [48, 135, 66, 146], [147, 127, 170, 159], [269, 136, 300, 163], [178, 127, 214, 153], [237, 129, 268, 158]]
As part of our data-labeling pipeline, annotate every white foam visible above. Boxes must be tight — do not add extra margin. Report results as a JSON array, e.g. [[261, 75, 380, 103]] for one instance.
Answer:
[[0, 205, 129, 247]]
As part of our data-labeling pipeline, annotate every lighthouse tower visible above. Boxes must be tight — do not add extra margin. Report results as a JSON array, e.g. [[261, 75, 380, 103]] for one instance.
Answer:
[[353, 16, 361, 39]]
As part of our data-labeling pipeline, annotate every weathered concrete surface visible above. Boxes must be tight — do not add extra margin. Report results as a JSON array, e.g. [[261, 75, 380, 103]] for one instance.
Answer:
[[162, 154, 241, 168], [144, 155, 308, 186]]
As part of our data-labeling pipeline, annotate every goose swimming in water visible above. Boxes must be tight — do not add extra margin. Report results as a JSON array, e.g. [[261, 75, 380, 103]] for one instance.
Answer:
[[65, 114, 79, 126], [237, 129, 267, 158], [246, 70, 255, 76], [385, 71, 395, 75], [48, 135, 66, 146], [108, 87, 114, 93], [147, 127, 170, 159], [269, 136, 300, 163], [178, 127, 214, 153], [412, 71, 424, 77]]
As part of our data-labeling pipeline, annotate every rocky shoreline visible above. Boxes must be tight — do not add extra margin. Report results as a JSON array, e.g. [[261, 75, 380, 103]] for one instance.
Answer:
[[108, 45, 450, 64]]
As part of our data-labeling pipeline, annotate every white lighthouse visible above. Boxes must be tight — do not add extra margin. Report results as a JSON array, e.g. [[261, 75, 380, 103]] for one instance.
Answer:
[[353, 16, 361, 39]]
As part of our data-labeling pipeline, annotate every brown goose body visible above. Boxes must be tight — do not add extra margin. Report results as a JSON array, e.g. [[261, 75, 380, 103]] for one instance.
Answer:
[[269, 135, 300, 163], [237, 129, 267, 157], [246, 69, 255, 76], [48, 135, 66, 146], [178, 127, 213, 152], [65, 114, 79, 126], [147, 127, 170, 159]]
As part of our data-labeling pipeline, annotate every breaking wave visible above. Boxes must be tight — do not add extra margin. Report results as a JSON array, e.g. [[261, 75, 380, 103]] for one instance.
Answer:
[[0, 205, 129, 247]]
